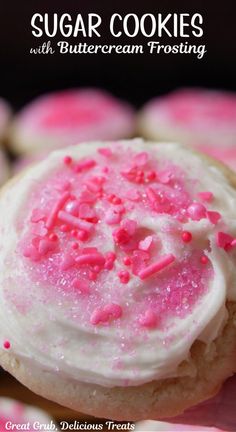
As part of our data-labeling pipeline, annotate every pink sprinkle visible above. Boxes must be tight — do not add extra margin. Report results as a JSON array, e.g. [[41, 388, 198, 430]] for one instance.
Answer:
[[60, 254, 75, 271], [85, 179, 102, 193], [79, 203, 96, 220], [58, 210, 92, 233], [216, 232, 234, 249], [207, 211, 221, 225], [103, 303, 123, 319], [79, 190, 97, 203], [74, 159, 96, 173], [31, 208, 46, 223], [23, 244, 40, 262], [158, 170, 172, 184], [118, 270, 130, 284], [60, 224, 70, 232], [46, 192, 70, 229], [105, 209, 122, 225], [112, 227, 130, 245], [138, 235, 153, 251], [38, 239, 56, 256], [124, 189, 141, 202], [146, 171, 156, 181], [133, 152, 148, 167], [139, 309, 157, 328], [71, 242, 79, 250], [90, 303, 123, 325], [146, 186, 158, 204], [230, 239, 236, 248], [123, 256, 131, 266], [88, 271, 97, 281], [98, 147, 113, 157], [72, 278, 90, 294], [65, 200, 80, 216], [77, 230, 89, 241], [198, 191, 214, 202], [106, 252, 116, 262], [63, 155, 72, 165], [90, 308, 109, 325], [120, 219, 137, 236], [138, 254, 175, 280], [3, 340, 10, 349], [187, 203, 206, 221], [104, 260, 114, 270], [75, 253, 105, 267], [200, 255, 209, 264], [181, 231, 192, 243], [49, 233, 58, 242]]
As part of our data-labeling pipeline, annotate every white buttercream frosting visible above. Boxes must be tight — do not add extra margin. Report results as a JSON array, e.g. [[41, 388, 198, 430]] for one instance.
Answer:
[[0, 139, 236, 388]]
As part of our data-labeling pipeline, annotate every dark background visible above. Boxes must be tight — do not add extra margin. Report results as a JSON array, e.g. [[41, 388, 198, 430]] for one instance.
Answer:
[[0, 0, 235, 109]]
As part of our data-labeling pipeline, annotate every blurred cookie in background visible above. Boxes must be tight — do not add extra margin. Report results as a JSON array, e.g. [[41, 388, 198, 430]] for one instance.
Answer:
[[8, 88, 136, 155], [138, 88, 236, 170], [0, 397, 56, 431]]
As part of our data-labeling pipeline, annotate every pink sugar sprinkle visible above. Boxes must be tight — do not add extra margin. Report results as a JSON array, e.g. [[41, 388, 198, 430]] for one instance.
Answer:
[[106, 252, 116, 262], [118, 270, 130, 284], [146, 171, 156, 181], [216, 231, 234, 249], [60, 224, 70, 232], [230, 239, 236, 248], [139, 309, 157, 328], [105, 208, 122, 225], [32, 221, 48, 237], [88, 271, 97, 281], [38, 239, 56, 256], [85, 179, 102, 193], [79, 190, 97, 203], [23, 244, 40, 261], [121, 219, 137, 236], [104, 303, 123, 319], [31, 208, 46, 223], [138, 254, 175, 280], [123, 256, 131, 266], [72, 278, 90, 294], [75, 253, 105, 267], [3, 340, 10, 349], [124, 189, 141, 202], [146, 186, 158, 204], [98, 147, 113, 157], [46, 192, 70, 229], [77, 230, 89, 241], [71, 242, 79, 250], [60, 254, 75, 271], [104, 260, 114, 270], [65, 200, 80, 216], [58, 210, 92, 233], [90, 303, 122, 325], [158, 170, 172, 184], [49, 233, 58, 241], [90, 308, 109, 325], [181, 231, 192, 243], [79, 203, 96, 220], [133, 151, 148, 167], [207, 211, 221, 225], [74, 159, 96, 173], [138, 235, 153, 251], [198, 191, 214, 202], [187, 203, 206, 221], [63, 155, 72, 165], [112, 227, 131, 245], [201, 255, 209, 264]]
